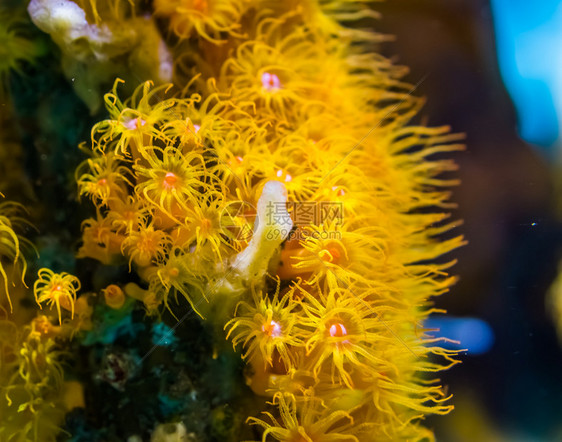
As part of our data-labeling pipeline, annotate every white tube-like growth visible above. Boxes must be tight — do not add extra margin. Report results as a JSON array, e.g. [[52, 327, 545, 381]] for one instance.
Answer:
[[231, 181, 292, 280]]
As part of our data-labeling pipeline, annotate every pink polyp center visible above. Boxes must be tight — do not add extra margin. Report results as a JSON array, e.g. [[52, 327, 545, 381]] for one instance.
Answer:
[[329, 322, 347, 338], [332, 186, 345, 196], [262, 320, 282, 338], [163, 172, 178, 189], [261, 72, 281, 92], [47, 284, 63, 300], [123, 117, 146, 130]]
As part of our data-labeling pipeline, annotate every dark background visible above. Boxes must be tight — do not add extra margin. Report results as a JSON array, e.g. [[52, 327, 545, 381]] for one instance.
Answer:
[[376, 1, 562, 440]]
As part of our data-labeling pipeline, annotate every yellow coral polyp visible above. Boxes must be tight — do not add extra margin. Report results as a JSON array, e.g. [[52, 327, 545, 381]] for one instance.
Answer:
[[133, 146, 213, 222], [33, 269, 81, 325], [248, 393, 358, 442], [102, 284, 125, 309], [0, 198, 32, 312], [121, 220, 172, 268], [226, 286, 304, 371], [151, 249, 209, 317], [300, 288, 399, 389], [105, 195, 149, 234], [93, 79, 176, 156], [154, 0, 250, 43], [280, 221, 386, 291], [77, 213, 126, 264], [31, 315, 60, 336], [0, 319, 68, 441], [183, 195, 238, 260], [76, 151, 131, 208], [220, 38, 310, 121]]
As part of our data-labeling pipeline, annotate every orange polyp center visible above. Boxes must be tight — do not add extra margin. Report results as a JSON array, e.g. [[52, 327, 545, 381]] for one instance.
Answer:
[[200, 218, 212, 233], [139, 235, 157, 253], [322, 248, 341, 263], [104, 285, 125, 309], [169, 267, 180, 277], [262, 320, 282, 338], [163, 172, 178, 189], [192, 0, 208, 12], [97, 178, 107, 186], [328, 247, 340, 261], [329, 322, 347, 337], [49, 284, 63, 298], [105, 285, 120, 299], [320, 246, 342, 264], [318, 241, 348, 266], [227, 156, 244, 173], [331, 186, 345, 197], [35, 318, 52, 335], [124, 211, 136, 223]]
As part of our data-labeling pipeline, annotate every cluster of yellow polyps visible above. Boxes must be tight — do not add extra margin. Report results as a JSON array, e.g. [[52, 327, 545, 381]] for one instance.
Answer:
[[0, 316, 69, 441], [0, 197, 81, 441], [73, 0, 464, 439], [0, 196, 32, 313]]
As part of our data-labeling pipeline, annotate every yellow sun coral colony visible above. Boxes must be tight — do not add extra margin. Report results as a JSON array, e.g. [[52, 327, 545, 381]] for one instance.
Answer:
[[72, 0, 464, 439]]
